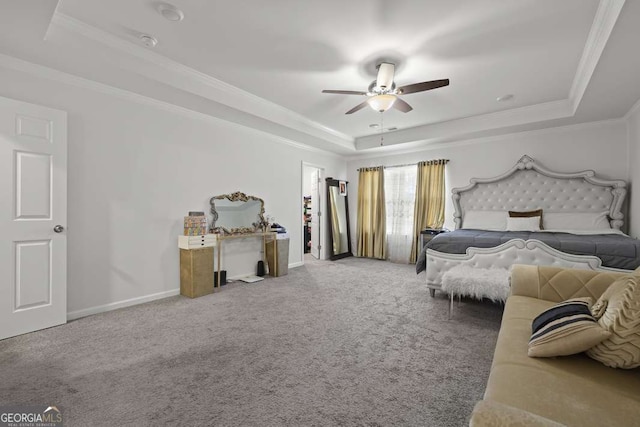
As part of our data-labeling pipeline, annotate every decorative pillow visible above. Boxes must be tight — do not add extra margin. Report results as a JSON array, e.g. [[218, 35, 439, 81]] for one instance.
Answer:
[[528, 297, 611, 358], [543, 211, 611, 231], [509, 209, 543, 229], [586, 275, 640, 369], [506, 216, 541, 231], [463, 210, 507, 231]]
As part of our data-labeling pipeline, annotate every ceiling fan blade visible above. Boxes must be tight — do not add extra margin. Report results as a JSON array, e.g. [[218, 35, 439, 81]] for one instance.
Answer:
[[376, 62, 395, 90], [322, 90, 367, 95], [345, 100, 370, 114], [397, 79, 449, 95], [392, 98, 413, 113]]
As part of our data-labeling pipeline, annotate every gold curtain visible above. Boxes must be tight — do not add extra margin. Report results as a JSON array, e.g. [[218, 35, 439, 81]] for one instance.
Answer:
[[356, 167, 387, 259], [410, 159, 448, 263]]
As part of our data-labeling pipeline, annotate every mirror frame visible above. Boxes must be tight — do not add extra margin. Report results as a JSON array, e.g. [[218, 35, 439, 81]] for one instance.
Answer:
[[326, 178, 353, 260], [209, 191, 266, 235]]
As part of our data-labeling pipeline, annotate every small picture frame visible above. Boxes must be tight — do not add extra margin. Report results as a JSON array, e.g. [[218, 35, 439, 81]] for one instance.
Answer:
[[339, 181, 347, 196]]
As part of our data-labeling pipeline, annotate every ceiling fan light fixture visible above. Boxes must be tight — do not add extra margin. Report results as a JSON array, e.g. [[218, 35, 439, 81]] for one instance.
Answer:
[[368, 94, 397, 112]]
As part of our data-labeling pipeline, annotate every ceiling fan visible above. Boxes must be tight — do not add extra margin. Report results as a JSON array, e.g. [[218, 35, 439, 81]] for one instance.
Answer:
[[322, 62, 449, 114]]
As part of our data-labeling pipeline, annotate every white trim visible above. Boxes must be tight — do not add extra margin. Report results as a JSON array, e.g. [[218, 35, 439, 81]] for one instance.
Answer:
[[50, 13, 354, 149], [346, 118, 626, 161], [0, 53, 344, 158], [624, 96, 640, 183], [67, 289, 180, 321], [626, 111, 633, 182], [301, 161, 326, 261], [569, 0, 626, 112], [623, 96, 640, 121], [355, 99, 574, 149], [289, 261, 304, 269]]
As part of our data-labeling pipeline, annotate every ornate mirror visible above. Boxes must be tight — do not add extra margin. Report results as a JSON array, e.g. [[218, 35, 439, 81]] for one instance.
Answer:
[[326, 178, 352, 260], [209, 192, 266, 234]]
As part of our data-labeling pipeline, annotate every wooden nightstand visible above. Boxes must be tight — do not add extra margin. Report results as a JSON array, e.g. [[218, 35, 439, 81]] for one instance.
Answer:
[[179, 246, 214, 298]]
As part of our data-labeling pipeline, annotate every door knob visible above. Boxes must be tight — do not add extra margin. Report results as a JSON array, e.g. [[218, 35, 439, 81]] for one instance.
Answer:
[[53, 225, 64, 233]]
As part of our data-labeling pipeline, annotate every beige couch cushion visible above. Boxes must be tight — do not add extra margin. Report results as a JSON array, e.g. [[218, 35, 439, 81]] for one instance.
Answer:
[[484, 296, 640, 427], [510, 265, 624, 302], [587, 275, 640, 369], [470, 400, 565, 427]]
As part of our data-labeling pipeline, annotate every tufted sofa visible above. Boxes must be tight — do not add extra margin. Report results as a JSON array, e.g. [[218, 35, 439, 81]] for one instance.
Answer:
[[469, 265, 640, 427]]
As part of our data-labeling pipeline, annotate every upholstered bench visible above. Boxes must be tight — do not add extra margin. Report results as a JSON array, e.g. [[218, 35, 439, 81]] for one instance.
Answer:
[[441, 266, 510, 318]]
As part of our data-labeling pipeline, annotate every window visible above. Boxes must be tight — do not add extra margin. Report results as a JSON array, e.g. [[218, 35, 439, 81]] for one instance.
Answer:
[[384, 166, 417, 263]]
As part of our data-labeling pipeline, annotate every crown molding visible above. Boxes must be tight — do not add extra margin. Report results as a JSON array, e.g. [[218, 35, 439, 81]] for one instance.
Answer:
[[49, 12, 355, 150], [0, 53, 343, 158], [346, 117, 626, 162], [568, 0, 626, 112], [623, 94, 640, 120], [355, 99, 573, 149]]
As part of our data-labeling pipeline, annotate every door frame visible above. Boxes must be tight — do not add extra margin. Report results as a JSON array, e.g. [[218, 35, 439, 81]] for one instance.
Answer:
[[301, 162, 325, 263]]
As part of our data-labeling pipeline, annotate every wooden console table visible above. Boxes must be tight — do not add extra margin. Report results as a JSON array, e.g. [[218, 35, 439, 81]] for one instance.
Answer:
[[214, 232, 277, 288]]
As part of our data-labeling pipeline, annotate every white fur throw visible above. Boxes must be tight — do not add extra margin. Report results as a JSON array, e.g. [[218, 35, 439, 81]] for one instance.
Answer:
[[441, 266, 510, 302]]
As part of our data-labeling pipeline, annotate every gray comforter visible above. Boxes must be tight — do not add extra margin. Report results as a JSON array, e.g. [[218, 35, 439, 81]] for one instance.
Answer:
[[416, 229, 640, 274]]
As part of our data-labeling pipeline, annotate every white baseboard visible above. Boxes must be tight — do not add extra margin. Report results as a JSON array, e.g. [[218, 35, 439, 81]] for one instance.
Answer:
[[67, 288, 180, 321], [68, 262, 306, 321]]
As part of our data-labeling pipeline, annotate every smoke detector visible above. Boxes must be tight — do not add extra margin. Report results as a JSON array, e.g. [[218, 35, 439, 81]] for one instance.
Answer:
[[157, 3, 185, 21], [139, 34, 158, 48]]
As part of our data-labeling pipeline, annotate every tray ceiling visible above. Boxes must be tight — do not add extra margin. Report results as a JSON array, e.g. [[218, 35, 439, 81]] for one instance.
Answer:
[[0, 0, 636, 154]]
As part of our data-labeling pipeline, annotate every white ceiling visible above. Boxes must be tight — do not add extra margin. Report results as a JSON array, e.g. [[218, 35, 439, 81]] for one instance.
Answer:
[[0, 0, 638, 155]]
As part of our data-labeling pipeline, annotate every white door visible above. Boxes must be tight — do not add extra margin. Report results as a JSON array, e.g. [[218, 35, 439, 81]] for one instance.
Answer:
[[0, 96, 67, 340], [310, 169, 321, 259]]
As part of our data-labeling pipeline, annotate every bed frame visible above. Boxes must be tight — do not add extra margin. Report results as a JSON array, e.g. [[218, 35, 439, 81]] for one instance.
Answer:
[[426, 155, 628, 296]]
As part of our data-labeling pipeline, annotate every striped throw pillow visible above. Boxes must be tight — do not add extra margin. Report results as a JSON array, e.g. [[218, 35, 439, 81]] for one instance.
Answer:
[[528, 298, 611, 358]]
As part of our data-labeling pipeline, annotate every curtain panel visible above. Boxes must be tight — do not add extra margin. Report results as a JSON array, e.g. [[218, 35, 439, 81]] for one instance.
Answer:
[[384, 165, 417, 263], [356, 167, 387, 259], [410, 159, 448, 263]]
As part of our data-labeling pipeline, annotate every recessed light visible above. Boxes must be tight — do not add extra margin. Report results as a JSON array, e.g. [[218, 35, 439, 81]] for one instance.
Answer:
[[497, 94, 514, 102], [158, 3, 184, 22], [139, 34, 158, 48], [369, 124, 380, 128]]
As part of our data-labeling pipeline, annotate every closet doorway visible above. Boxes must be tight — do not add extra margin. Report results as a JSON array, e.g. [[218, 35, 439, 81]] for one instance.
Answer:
[[302, 163, 324, 261]]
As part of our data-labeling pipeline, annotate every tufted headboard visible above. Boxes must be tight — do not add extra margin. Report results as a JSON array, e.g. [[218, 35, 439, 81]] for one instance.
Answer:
[[452, 155, 627, 230]]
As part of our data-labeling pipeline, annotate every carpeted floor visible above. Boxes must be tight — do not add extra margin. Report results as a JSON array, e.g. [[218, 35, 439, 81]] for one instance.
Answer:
[[0, 257, 503, 426]]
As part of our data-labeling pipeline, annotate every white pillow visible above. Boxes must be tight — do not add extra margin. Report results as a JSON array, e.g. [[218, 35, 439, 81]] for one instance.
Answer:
[[463, 211, 507, 231], [543, 212, 611, 231], [506, 216, 541, 231]]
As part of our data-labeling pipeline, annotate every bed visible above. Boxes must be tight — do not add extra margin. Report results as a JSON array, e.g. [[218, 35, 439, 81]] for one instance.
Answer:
[[416, 155, 637, 297]]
